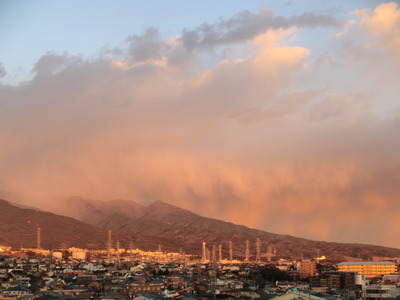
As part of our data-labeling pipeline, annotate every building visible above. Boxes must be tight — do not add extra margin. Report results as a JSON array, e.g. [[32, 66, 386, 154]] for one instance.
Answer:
[[273, 289, 328, 300], [310, 272, 356, 289], [364, 284, 399, 300], [0, 246, 11, 252], [52, 251, 63, 259], [341, 271, 356, 289], [337, 262, 397, 279], [299, 260, 317, 278], [72, 251, 86, 260], [69, 248, 87, 260]]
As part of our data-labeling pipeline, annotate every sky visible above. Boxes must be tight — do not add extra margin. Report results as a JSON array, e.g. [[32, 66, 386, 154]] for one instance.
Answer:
[[1, 1, 400, 248]]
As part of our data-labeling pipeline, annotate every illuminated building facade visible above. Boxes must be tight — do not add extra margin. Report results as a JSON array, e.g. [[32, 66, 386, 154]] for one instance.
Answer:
[[300, 260, 317, 278], [337, 262, 397, 278]]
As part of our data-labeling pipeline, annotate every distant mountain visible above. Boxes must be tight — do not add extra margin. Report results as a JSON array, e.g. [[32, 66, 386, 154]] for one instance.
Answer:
[[44, 197, 400, 260], [0, 199, 180, 251], [47, 197, 145, 226], [0, 198, 105, 249]]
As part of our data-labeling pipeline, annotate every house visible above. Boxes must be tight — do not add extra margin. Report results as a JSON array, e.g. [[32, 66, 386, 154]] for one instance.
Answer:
[[3, 285, 33, 297], [223, 288, 261, 299]]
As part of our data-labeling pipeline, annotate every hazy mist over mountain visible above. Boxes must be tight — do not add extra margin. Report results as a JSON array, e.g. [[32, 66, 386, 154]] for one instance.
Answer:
[[1, 1, 400, 248]]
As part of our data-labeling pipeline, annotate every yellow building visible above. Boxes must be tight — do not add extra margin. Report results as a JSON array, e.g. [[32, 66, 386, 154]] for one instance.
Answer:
[[337, 262, 397, 278]]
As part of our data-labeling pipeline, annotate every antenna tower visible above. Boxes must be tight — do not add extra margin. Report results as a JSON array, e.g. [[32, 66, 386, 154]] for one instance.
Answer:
[[179, 247, 183, 261], [201, 242, 207, 263], [229, 241, 233, 261], [37, 227, 41, 249], [116, 240, 120, 268], [212, 245, 216, 262], [256, 238, 261, 263], [245, 240, 250, 262], [107, 230, 112, 261]]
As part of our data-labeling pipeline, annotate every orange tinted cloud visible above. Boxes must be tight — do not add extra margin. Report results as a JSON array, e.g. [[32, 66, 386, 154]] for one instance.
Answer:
[[1, 5, 400, 248], [357, 2, 400, 56]]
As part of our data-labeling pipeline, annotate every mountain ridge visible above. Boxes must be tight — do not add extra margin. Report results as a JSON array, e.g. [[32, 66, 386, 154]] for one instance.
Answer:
[[1, 197, 399, 260], [0, 199, 183, 252], [38, 196, 400, 260]]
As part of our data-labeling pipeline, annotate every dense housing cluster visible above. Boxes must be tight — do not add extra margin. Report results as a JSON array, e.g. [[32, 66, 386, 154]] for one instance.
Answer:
[[0, 246, 399, 300]]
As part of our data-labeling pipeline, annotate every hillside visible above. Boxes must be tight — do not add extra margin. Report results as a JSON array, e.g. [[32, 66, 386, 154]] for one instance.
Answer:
[[0, 199, 178, 251], [43, 197, 400, 260]]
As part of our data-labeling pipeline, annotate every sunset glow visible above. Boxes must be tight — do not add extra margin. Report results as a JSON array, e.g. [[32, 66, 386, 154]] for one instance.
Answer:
[[1, 1, 400, 248]]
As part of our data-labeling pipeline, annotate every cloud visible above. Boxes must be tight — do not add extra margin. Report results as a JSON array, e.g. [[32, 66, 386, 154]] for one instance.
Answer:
[[356, 2, 400, 57], [0, 63, 6, 78], [32, 52, 72, 76], [1, 4, 400, 248], [110, 7, 340, 71], [126, 27, 167, 62], [181, 7, 341, 51]]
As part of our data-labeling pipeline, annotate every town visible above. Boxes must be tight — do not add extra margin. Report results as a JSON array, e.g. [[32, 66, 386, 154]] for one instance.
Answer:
[[1, 243, 399, 300]]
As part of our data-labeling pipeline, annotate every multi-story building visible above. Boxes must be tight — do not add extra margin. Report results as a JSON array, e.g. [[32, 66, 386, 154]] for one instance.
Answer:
[[337, 262, 397, 279], [310, 272, 355, 289], [300, 260, 317, 278], [364, 285, 399, 300]]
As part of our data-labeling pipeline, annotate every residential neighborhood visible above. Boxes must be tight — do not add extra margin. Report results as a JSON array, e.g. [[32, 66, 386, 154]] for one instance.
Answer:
[[0, 246, 399, 300]]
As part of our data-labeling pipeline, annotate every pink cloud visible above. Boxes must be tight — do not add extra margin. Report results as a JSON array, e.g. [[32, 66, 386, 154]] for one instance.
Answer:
[[1, 8, 400, 249]]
